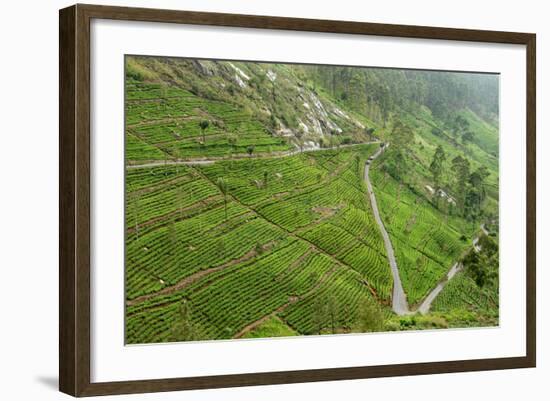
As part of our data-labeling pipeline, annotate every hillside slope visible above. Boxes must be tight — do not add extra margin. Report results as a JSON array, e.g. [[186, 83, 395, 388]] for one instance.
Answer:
[[126, 56, 378, 163], [124, 56, 500, 342]]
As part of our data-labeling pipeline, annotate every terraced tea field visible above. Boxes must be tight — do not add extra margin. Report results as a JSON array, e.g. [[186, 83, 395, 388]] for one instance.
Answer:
[[126, 81, 291, 162], [431, 270, 498, 314], [126, 144, 399, 343]]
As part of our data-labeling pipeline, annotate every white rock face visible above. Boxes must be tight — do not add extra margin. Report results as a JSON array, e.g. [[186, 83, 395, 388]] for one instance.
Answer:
[[303, 140, 320, 150], [299, 121, 309, 133], [234, 74, 247, 89], [309, 92, 328, 119], [306, 115, 324, 135], [228, 62, 250, 80], [276, 122, 294, 137], [266, 70, 277, 82], [328, 121, 342, 133], [332, 107, 349, 119], [332, 106, 365, 129], [297, 91, 344, 135]]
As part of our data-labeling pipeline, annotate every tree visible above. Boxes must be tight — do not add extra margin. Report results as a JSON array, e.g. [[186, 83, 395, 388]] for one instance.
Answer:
[[464, 166, 490, 220], [263, 171, 269, 188], [246, 145, 255, 157], [451, 155, 470, 213], [295, 127, 305, 152], [199, 120, 210, 143], [365, 127, 376, 141], [431, 127, 443, 137], [171, 300, 203, 342], [329, 128, 338, 148], [377, 84, 392, 126], [429, 145, 446, 191], [470, 166, 490, 199], [452, 115, 470, 137], [312, 297, 326, 335], [462, 130, 475, 143], [464, 189, 482, 221], [390, 120, 413, 150], [383, 120, 413, 181], [227, 134, 237, 154], [216, 177, 229, 220], [326, 295, 339, 334], [464, 234, 498, 288], [353, 299, 385, 333]]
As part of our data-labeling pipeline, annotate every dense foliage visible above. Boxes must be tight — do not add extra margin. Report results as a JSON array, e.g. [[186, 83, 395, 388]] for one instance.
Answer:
[[303, 65, 499, 127]]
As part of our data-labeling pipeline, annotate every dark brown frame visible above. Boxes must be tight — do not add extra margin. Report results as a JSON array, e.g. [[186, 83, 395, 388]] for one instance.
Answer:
[[59, 3, 536, 397]]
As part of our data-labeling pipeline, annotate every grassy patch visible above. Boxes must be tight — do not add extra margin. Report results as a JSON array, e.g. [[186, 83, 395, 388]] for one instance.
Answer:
[[242, 316, 297, 339]]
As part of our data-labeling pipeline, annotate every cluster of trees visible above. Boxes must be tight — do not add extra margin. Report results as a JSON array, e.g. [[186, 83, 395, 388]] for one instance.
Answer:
[[451, 156, 490, 220], [449, 115, 475, 144], [428, 144, 490, 220], [464, 234, 499, 288], [429, 145, 446, 191], [375, 118, 491, 222], [365, 127, 376, 141], [382, 120, 413, 181], [303, 65, 498, 127]]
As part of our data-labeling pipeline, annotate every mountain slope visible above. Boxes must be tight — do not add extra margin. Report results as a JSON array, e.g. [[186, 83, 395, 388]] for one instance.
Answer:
[[124, 56, 500, 342]]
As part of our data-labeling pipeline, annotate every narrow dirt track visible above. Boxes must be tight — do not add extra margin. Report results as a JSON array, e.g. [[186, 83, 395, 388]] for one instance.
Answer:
[[126, 141, 381, 169]]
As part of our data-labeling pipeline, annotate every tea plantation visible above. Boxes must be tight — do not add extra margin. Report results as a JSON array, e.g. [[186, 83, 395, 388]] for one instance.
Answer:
[[124, 56, 500, 343]]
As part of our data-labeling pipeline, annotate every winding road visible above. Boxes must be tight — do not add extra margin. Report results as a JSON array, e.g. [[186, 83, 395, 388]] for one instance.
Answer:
[[364, 144, 410, 315], [416, 262, 462, 314], [417, 224, 488, 313], [364, 144, 487, 315]]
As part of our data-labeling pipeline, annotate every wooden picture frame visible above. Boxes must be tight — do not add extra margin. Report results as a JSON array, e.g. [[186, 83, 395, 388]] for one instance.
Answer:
[[59, 3, 536, 397]]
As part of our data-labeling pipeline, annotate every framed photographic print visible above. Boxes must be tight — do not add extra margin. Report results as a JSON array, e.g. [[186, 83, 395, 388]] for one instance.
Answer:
[[59, 4, 536, 397]]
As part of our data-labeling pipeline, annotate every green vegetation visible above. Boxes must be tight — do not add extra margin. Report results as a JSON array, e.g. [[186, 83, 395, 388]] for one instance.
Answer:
[[124, 56, 499, 344], [125, 145, 392, 343], [126, 82, 290, 161], [430, 234, 499, 326], [242, 316, 297, 339]]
